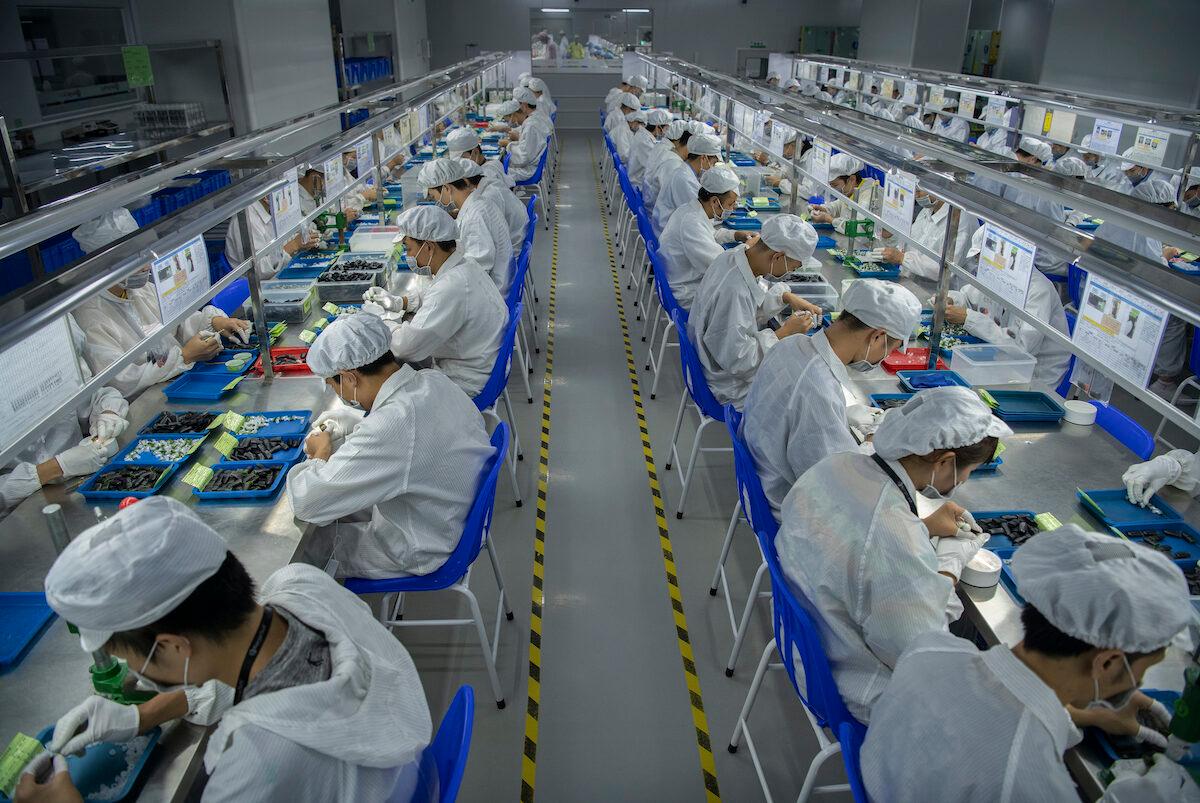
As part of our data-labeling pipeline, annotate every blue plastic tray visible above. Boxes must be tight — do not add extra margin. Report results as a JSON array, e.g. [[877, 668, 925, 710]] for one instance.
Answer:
[[218, 434, 305, 465], [995, 550, 1026, 605], [722, 217, 762, 231], [1113, 522, 1200, 561], [972, 456, 1004, 474], [138, 410, 224, 437], [78, 462, 179, 502], [817, 235, 837, 249], [897, 369, 970, 392], [1169, 259, 1200, 276], [868, 392, 914, 409], [743, 198, 782, 212], [162, 372, 242, 403], [0, 726, 164, 802], [0, 593, 56, 672], [235, 410, 312, 436], [811, 221, 835, 231], [111, 434, 207, 465], [986, 390, 1066, 423], [850, 261, 901, 280], [808, 195, 825, 205], [1078, 488, 1185, 530], [1073, 220, 1100, 231], [973, 510, 1038, 551], [193, 460, 291, 502], [189, 349, 257, 375], [276, 263, 326, 280]]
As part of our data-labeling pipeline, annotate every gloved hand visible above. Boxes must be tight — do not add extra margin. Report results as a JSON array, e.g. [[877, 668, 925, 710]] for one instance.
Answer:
[[362, 286, 402, 312], [928, 290, 966, 308], [846, 404, 885, 433], [403, 288, 423, 313], [49, 696, 140, 756], [312, 409, 364, 442], [934, 531, 986, 580], [17, 752, 78, 801], [956, 509, 983, 537], [1123, 455, 1183, 507], [360, 301, 387, 318], [56, 438, 116, 478], [90, 411, 128, 441]]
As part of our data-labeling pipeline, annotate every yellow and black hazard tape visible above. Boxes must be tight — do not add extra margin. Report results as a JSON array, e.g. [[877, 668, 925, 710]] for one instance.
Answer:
[[520, 161, 560, 803], [588, 141, 722, 802]]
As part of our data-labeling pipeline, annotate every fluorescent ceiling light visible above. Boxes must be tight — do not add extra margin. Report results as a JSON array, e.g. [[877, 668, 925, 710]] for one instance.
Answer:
[[623, 8, 651, 12], [540, 8, 570, 12]]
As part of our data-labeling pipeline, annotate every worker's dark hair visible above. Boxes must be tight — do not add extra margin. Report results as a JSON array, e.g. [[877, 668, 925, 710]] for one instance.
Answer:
[[835, 311, 873, 331], [448, 178, 472, 191], [678, 130, 692, 146], [685, 152, 709, 163], [698, 187, 733, 203], [1021, 606, 1158, 661], [329, 350, 399, 381], [436, 239, 457, 252], [105, 552, 257, 658], [464, 174, 483, 187], [924, 435, 1000, 468]]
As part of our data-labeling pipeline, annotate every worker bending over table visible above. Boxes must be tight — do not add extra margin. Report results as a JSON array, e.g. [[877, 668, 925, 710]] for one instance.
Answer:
[[418, 158, 513, 296], [446, 127, 528, 251], [809, 154, 882, 235]]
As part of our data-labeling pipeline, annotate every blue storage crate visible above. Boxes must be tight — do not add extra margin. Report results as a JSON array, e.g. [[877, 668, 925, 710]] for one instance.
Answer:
[[78, 461, 180, 501], [163, 372, 245, 403], [139, 409, 225, 436], [234, 409, 312, 436], [193, 459, 291, 502], [130, 198, 162, 226], [219, 434, 305, 465], [111, 433, 208, 465], [0, 251, 34, 295], [811, 221, 835, 231], [897, 369, 970, 392], [0, 725, 164, 802], [1077, 488, 1185, 530], [0, 593, 57, 673]]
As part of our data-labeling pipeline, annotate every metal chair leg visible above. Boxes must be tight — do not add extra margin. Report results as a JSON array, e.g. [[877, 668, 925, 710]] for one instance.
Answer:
[[726, 559, 768, 677]]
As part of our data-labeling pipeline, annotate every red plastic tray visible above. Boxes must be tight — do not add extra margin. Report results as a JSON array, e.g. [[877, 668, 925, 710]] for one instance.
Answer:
[[882, 347, 947, 374], [251, 346, 312, 376]]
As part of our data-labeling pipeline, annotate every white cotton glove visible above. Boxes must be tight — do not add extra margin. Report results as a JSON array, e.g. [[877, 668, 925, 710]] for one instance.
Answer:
[[846, 404, 885, 433], [362, 286, 402, 312], [222, 318, 253, 346], [56, 437, 116, 478], [49, 696, 140, 756], [956, 509, 983, 537], [935, 531, 986, 580], [89, 411, 128, 441], [1123, 455, 1183, 507], [312, 409, 364, 442], [403, 288, 423, 313], [928, 290, 966, 308]]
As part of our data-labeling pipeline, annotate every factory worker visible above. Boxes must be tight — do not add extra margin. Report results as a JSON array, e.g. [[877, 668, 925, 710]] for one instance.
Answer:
[[783, 77, 801, 94], [614, 109, 646, 161], [875, 190, 975, 280], [941, 226, 1072, 389], [418, 158, 514, 296], [686, 215, 826, 407], [360, 206, 506, 397], [1048, 141, 1089, 178], [653, 133, 722, 232], [642, 120, 691, 205], [931, 97, 969, 143], [28, 497, 431, 803], [861, 525, 1195, 803], [814, 83, 834, 103], [499, 96, 552, 183], [605, 80, 633, 110], [71, 210, 250, 399], [757, 133, 814, 203], [810, 154, 882, 235], [627, 108, 671, 186], [777, 386, 1012, 721], [659, 166, 752, 310], [1074, 135, 1133, 193], [286, 314, 494, 580], [765, 72, 781, 88], [605, 91, 641, 135], [224, 193, 318, 279], [1182, 170, 1200, 218], [628, 74, 648, 97], [975, 125, 1012, 156], [447, 127, 528, 251], [527, 77, 556, 116], [742, 280, 922, 512], [0, 316, 128, 519], [1119, 146, 1174, 191], [1000, 137, 1070, 277], [1124, 440, 1200, 508]]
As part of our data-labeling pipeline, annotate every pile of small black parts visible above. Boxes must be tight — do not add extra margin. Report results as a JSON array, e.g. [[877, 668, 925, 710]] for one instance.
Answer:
[[319, 270, 374, 283], [976, 514, 1039, 546], [336, 259, 385, 272], [145, 411, 217, 434], [94, 466, 162, 492], [273, 354, 304, 366], [1124, 529, 1195, 561], [875, 397, 910, 410], [230, 437, 298, 461], [1183, 565, 1200, 596], [205, 464, 281, 492]]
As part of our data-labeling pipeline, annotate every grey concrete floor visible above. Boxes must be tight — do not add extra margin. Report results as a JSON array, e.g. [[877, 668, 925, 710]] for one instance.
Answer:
[[397, 132, 846, 802]]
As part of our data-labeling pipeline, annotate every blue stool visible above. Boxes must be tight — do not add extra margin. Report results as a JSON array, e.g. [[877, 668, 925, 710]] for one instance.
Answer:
[[1091, 401, 1155, 459], [474, 304, 525, 505], [514, 141, 551, 230], [410, 686, 474, 803]]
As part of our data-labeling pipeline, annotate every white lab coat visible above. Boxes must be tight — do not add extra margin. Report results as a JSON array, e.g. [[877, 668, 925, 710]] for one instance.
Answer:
[[776, 451, 961, 722], [772, 149, 817, 208], [643, 149, 684, 210], [632, 139, 668, 193], [686, 245, 788, 408], [383, 251, 507, 397], [604, 87, 623, 110], [1001, 182, 1069, 276], [934, 115, 970, 143], [456, 190, 514, 298], [1088, 161, 1134, 194], [612, 122, 635, 162], [897, 203, 976, 280], [479, 177, 528, 252], [224, 200, 288, 279], [954, 275, 1072, 390], [287, 367, 493, 579], [625, 128, 659, 186], [860, 630, 1082, 802], [508, 114, 552, 182], [202, 563, 431, 802], [975, 127, 1010, 155], [604, 106, 627, 133], [742, 331, 860, 513], [654, 162, 701, 233], [658, 199, 734, 310], [823, 178, 882, 235], [72, 286, 221, 399]]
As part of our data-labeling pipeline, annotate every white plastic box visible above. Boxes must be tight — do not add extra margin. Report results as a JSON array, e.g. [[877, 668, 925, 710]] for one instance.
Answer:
[[788, 278, 838, 311], [349, 225, 401, 253], [950, 343, 1037, 385]]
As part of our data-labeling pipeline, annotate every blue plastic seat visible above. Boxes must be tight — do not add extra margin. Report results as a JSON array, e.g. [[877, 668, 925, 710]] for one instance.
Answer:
[[345, 424, 513, 707], [1056, 311, 1077, 399], [1153, 328, 1200, 449], [473, 302, 525, 505], [839, 720, 870, 803], [211, 276, 250, 315], [514, 143, 550, 230], [643, 244, 682, 400], [1067, 263, 1086, 309], [501, 151, 511, 173], [1090, 401, 1155, 459], [408, 686, 474, 803]]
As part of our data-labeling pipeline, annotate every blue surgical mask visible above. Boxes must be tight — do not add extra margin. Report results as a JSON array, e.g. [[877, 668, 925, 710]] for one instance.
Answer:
[[1087, 654, 1138, 712], [916, 195, 934, 209], [919, 454, 959, 500], [410, 242, 432, 277], [345, 157, 358, 174]]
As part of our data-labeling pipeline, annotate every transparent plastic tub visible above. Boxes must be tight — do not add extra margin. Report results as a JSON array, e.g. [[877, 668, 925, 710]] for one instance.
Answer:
[[316, 266, 384, 303], [349, 225, 401, 253], [260, 280, 316, 323], [787, 279, 838, 311], [950, 343, 1037, 386]]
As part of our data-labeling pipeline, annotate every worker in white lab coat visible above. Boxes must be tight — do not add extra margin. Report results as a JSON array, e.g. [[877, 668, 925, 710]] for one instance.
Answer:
[[614, 109, 646, 162], [499, 95, 552, 183], [1000, 137, 1070, 277], [861, 525, 1197, 803], [654, 133, 723, 232], [875, 190, 976, 281], [1073, 135, 1133, 193], [777, 386, 1011, 722], [71, 209, 250, 399], [941, 227, 1072, 390], [659, 166, 752, 310], [642, 120, 691, 206], [742, 280, 922, 512], [360, 206, 506, 397], [527, 77, 557, 116], [626, 108, 672, 186], [765, 72, 781, 88], [605, 91, 641, 135], [686, 215, 826, 408], [224, 194, 317, 279], [286, 313, 494, 579], [930, 97, 969, 143], [1047, 142, 1089, 178], [810, 153, 882, 235], [0, 316, 128, 519], [756, 133, 816, 209], [447, 127, 528, 251], [604, 80, 635, 111], [418, 158, 514, 297], [31, 497, 431, 803], [1182, 169, 1200, 218]]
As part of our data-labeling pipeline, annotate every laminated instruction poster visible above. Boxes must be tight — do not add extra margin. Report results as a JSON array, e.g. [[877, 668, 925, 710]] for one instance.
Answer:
[[959, 91, 977, 119], [880, 170, 917, 237], [270, 167, 302, 239], [382, 123, 401, 159], [1089, 119, 1123, 155], [984, 96, 1007, 125], [809, 139, 832, 186], [976, 223, 1036, 309], [355, 137, 375, 182], [0, 316, 83, 458], [151, 236, 211, 323], [1131, 126, 1170, 166], [769, 123, 794, 159], [1073, 273, 1169, 389], [323, 154, 346, 196]]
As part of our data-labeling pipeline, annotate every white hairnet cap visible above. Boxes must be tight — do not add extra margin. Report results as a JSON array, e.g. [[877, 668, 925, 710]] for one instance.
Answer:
[[528, 77, 548, 93], [1079, 134, 1097, 152], [784, 130, 798, 145], [761, 215, 821, 271], [44, 497, 229, 652], [423, 157, 468, 189], [514, 86, 538, 105], [497, 100, 521, 117], [1054, 155, 1088, 178], [828, 153, 864, 179], [629, 75, 649, 90], [73, 208, 138, 254], [518, 71, 532, 80], [700, 166, 740, 195], [966, 223, 987, 259], [841, 279, 923, 342], [620, 91, 640, 109], [459, 158, 483, 179], [625, 110, 647, 123], [687, 134, 722, 157], [1134, 178, 1176, 204], [767, 72, 781, 82], [395, 205, 458, 242], [1012, 524, 1192, 653], [1017, 136, 1052, 164], [873, 386, 1013, 460], [646, 108, 672, 126], [784, 78, 801, 90], [665, 120, 689, 141], [446, 127, 481, 156], [306, 312, 394, 378]]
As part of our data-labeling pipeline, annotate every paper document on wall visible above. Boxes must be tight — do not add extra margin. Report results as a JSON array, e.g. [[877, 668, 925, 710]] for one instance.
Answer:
[[1089, 119, 1123, 155], [150, 236, 211, 323], [880, 78, 895, 100], [1072, 273, 1169, 389], [902, 81, 917, 104], [382, 124, 401, 158], [984, 97, 1006, 125], [976, 223, 1036, 309], [1046, 110, 1077, 143], [1131, 127, 1170, 166], [810, 139, 832, 185], [0, 316, 84, 458], [323, 154, 346, 196], [880, 170, 917, 238], [270, 167, 303, 238], [927, 86, 945, 110], [959, 91, 977, 119]]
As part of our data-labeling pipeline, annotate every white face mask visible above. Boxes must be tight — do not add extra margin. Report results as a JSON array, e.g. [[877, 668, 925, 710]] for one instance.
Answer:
[[848, 333, 887, 373], [410, 242, 433, 277], [709, 198, 733, 222], [1088, 654, 1138, 711], [919, 454, 959, 500], [133, 641, 236, 727], [916, 195, 934, 209], [338, 373, 364, 410]]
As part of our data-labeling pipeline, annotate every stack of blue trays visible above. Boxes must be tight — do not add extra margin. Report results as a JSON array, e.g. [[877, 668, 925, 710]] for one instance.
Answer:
[[984, 390, 1066, 423], [816, 235, 837, 249]]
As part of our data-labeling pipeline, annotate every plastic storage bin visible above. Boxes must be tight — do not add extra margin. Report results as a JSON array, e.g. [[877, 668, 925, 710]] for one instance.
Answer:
[[1077, 488, 1184, 530], [111, 434, 207, 465], [139, 410, 224, 436], [0, 593, 57, 672], [233, 410, 313, 436], [950, 343, 1037, 386], [218, 434, 306, 465], [260, 280, 316, 323], [251, 347, 312, 376], [162, 372, 244, 403], [349, 225, 400, 253], [787, 279, 838, 311], [78, 462, 180, 501], [193, 460, 291, 502]]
